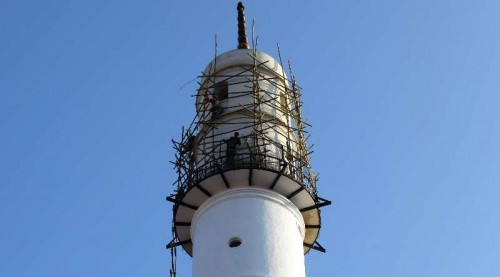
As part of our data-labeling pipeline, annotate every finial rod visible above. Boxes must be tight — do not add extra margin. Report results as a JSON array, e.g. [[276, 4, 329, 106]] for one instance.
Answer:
[[237, 2, 250, 49]]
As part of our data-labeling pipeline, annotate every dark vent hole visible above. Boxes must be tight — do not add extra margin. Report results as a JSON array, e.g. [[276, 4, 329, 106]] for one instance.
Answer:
[[228, 237, 242, 248]]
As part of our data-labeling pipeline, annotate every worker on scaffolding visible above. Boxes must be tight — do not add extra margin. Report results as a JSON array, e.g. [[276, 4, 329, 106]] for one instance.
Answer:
[[186, 135, 197, 167], [180, 134, 197, 187], [210, 98, 224, 119], [203, 89, 211, 104], [185, 135, 195, 151], [224, 132, 241, 167]]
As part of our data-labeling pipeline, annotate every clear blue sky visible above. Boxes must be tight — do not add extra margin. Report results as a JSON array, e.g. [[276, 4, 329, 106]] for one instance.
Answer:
[[1, 0, 499, 276]]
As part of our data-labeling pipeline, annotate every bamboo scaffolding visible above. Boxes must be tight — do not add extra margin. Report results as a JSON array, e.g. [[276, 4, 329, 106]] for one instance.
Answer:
[[169, 46, 319, 275]]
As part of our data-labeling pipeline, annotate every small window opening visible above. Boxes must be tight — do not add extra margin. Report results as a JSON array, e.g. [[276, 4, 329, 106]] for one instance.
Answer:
[[214, 81, 229, 100], [228, 237, 242, 248]]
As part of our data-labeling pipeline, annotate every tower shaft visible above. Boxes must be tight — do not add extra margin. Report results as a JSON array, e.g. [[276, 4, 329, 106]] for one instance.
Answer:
[[192, 188, 305, 277]]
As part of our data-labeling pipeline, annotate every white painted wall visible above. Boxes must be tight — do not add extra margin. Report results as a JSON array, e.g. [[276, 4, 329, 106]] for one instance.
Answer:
[[191, 188, 306, 277]]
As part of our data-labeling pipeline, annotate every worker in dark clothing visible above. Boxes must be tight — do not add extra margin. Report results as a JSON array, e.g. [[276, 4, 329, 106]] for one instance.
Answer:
[[210, 99, 224, 119], [183, 134, 197, 185], [185, 135, 196, 152], [187, 135, 196, 168], [225, 132, 241, 167]]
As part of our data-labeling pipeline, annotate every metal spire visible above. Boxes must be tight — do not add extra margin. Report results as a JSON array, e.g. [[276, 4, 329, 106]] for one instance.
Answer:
[[237, 2, 250, 49]]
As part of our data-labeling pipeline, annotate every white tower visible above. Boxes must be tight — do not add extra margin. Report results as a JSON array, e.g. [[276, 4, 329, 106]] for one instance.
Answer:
[[167, 3, 330, 277]]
